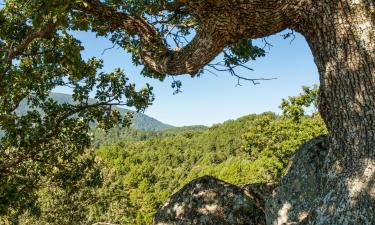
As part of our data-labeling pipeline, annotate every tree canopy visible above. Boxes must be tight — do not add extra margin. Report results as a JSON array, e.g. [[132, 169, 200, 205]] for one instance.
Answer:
[[0, 0, 155, 217], [0, 1, 271, 215]]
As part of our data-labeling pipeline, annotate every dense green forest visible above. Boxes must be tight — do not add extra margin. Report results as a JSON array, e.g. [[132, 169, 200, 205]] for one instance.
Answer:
[[92, 125, 206, 148], [92, 114, 325, 224], [1, 87, 327, 225]]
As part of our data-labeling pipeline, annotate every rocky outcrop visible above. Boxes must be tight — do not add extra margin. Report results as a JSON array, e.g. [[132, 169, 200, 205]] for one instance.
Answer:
[[265, 135, 328, 224], [153, 176, 266, 225], [154, 136, 329, 225]]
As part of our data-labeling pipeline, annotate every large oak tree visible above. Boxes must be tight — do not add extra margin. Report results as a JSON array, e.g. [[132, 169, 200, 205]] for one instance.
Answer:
[[0, 0, 374, 224]]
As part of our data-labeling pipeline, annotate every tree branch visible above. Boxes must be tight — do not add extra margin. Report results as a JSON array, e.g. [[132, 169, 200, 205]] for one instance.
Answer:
[[0, 100, 127, 174], [3, 22, 58, 64], [78, 0, 299, 76], [0, 22, 58, 89]]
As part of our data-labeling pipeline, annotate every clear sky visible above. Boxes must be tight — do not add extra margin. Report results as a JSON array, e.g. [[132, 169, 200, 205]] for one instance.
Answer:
[[55, 30, 319, 126]]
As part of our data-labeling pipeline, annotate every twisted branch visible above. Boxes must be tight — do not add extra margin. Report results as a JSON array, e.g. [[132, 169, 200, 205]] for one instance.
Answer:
[[78, 0, 300, 75]]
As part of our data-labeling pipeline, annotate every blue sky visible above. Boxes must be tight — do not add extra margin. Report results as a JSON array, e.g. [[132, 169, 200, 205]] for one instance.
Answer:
[[56, 30, 319, 126]]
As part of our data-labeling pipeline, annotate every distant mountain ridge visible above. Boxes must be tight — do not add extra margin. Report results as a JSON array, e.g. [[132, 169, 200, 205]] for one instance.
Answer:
[[15, 93, 174, 131]]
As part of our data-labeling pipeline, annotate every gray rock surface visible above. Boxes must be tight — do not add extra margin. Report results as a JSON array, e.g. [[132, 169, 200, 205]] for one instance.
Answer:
[[242, 183, 276, 211], [153, 175, 266, 225], [265, 136, 328, 225]]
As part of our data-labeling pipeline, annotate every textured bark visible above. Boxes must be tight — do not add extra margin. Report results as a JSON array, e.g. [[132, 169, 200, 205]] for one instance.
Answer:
[[79, 0, 375, 223], [294, 1, 375, 224]]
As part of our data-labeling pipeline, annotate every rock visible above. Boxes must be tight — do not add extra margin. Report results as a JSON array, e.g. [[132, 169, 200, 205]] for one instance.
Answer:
[[265, 135, 328, 225], [242, 183, 276, 211], [153, 175, 266, 225]]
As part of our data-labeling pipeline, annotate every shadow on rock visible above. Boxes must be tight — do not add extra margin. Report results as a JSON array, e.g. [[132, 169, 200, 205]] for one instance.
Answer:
[[266, 135, 328, 224], [153, 175, 266, 225]]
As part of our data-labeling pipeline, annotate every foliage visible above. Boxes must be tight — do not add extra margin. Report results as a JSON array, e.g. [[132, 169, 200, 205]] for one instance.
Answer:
[[1, 150, 102, 225], [0, 83, 328, 224], [0, 0, 154, 219], [92, 125, 207, 148], [81, 85, 326, 224], [280, 84, 319, 121], [81, 89, 325, 224], [87, 113, 326, 224], [0, 0, 261, 217], [0, 0, 271, 219], [242, 113, 326, 171]]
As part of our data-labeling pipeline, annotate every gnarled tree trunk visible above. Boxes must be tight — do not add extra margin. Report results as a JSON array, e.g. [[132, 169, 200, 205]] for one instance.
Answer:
[[295, 1, 375, 223]]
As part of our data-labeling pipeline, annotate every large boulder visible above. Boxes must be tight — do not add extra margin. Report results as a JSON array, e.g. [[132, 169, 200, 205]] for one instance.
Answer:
[[265, 135, 328, 224], [153, 175, 266, 225]]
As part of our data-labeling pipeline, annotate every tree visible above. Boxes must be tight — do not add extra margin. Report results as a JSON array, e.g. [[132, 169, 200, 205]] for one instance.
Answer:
[[1, 0, 374, 224], [0, 0, 154, 219], [280, 84, 319, 122]]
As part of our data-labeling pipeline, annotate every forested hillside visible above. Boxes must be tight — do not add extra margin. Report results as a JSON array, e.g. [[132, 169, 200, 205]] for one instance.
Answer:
[[89, 113, 326, 224], [10, 115, 325, 224], [0, 86, 329, 225], [92, 125, 207, 148], [1, 86, 329, 225]]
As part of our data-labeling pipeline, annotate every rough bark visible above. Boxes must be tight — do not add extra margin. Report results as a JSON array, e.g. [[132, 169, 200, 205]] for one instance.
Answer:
[[293, 1, 375, 223], [79, 1, 375, 223]]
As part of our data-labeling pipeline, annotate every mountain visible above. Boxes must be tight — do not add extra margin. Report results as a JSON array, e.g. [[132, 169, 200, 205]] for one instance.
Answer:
[[14, 93, 174, 131]]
